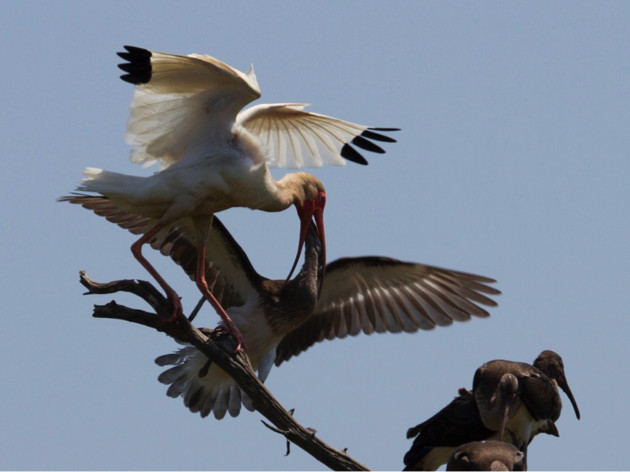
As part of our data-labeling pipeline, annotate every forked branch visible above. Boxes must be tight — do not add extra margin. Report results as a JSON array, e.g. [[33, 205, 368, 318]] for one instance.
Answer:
[[79, 271, 370, 471]]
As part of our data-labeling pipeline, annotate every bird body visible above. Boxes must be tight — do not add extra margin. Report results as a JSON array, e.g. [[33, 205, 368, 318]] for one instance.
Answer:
[[156, 213, 499, 421], [404, 351, 579, 471], [65, 195, 501, 420], [80, 163, 318, 223], [473, 351, 579, 456], [64, 45, 399, 348], [157, 222, 322, 419], [403, 388, 505, 471]]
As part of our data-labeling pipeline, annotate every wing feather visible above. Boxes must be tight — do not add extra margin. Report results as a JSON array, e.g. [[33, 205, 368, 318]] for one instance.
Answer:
[[275, 257, 500, 365], [237, 103, 398, 169], [117, 46, 261, 169], [59, 195, 259, 309]]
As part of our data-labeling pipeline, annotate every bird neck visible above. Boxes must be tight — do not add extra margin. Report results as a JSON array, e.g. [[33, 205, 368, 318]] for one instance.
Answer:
[[263, 234, 321, 335], [272, 173, 309, 209]]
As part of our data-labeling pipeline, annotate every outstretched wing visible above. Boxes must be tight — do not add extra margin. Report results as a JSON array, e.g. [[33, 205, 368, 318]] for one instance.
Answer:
[[275, 258, 500, 365], [59, 195, 261, 309], [117, 46, 261, 169], [237, 103, 399, 168]]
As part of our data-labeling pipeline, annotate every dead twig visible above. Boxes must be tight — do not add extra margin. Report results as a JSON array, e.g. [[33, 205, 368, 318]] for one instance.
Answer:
[[80, 271, 371, 471]]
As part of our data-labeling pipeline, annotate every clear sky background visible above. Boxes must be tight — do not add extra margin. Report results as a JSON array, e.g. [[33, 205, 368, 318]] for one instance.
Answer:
[[1, 2, 628, 470]]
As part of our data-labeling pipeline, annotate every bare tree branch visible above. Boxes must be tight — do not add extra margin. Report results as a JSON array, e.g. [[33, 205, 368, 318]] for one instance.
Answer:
[[80, 271, 371, 471]]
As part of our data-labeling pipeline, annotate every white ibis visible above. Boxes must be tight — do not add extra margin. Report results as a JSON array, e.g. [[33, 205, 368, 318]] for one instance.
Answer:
[[446, 441, 525, 471], [403, 351, 579, 471], [64, 195, 501, 420], [63, 45, 399, 350]]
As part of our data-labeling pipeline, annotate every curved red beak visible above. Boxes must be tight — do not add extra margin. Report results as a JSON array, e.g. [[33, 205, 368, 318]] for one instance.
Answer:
[[286, 197, 326, 296]]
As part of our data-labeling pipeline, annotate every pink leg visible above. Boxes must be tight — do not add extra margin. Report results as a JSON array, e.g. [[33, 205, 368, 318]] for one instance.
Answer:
[[195, 242, 247, 353], [131, 224, 183, 323]]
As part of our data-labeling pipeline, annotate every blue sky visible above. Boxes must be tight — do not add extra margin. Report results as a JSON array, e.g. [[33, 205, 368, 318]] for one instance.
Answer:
[[1, 1, 628, 470]]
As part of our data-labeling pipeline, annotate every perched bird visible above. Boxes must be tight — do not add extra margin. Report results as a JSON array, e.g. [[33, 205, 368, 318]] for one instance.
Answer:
[[446, 441, 524, 471], [66, 196, 501, 420], [403, 388, 502, 471], [404, 351, 580, 471], [473, 350, 580, 469], [62, 45, 398, 350]]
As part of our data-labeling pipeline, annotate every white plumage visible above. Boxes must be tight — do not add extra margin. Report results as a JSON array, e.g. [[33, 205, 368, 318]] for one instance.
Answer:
[[63, 45, 399, 350]]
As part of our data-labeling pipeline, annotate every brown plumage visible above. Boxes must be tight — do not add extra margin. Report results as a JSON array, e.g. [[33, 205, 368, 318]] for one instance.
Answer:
[[61, 45, 402, 350], [473, 350, 580, 468], [404, 388, 497, 471], [65, 195, 502, 420], [404, 351, 579, 471], [447, 441, 524, 471]]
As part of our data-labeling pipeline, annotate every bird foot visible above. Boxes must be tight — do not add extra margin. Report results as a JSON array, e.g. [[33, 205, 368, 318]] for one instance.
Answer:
[[216, 323, 248, 353], [156, 298, 184, 324]]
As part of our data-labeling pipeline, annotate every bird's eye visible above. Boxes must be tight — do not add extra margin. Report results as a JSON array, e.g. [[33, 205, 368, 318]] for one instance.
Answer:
[[319, 195, 326, 202]]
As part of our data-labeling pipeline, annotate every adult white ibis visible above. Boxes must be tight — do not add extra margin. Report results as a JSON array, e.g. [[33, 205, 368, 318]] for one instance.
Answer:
[[403, 351, 579, 471], [446, 441, 525, 471], [64, 195, 501, 420], [63, 45, 399, 350]]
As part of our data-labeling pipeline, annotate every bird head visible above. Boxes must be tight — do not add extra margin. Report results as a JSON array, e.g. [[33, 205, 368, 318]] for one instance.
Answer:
[[286, 174, 327, 296], [534, 350, 581, 420]]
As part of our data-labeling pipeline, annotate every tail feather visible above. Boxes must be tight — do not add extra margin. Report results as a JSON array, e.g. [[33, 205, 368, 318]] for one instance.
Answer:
[[242, 391, 255, 412], [213, 390, 228, 420], [157, 364, 187, 385], [166, 376, 190, 398], [78, 167, 145, 198], [58, 194, 161, 238], [155, 345, 256, 420], [155, 349, 194, 367], [228, 386, 242, 418]]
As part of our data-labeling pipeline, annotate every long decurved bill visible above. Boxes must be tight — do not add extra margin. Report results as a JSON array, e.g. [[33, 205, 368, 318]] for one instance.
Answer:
[[558, 374, 581, 420], [287, 203, 326, 294]]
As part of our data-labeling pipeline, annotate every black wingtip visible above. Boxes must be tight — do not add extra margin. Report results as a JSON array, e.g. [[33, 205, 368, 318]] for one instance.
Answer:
[[339, 127, 401, 164], [340, 144, 369, 165], [117, 45, 152, 85], [362, 129, 398, 143], [121, 45, 152, 56], [352, 136, 385, 154]]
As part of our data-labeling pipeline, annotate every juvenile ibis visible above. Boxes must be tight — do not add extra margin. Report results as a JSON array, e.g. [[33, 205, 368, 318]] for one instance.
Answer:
[[473, 350, 580, 469], [446, 441, 525, 471], [65, 195, 501, 420], [404, 351, 579, 471], [63, 45, 399, 350]]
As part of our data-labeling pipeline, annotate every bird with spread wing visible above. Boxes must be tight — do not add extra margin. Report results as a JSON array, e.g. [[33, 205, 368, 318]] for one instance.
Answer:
[[61, 46, 399, 351], [67, 195, 500, 420]]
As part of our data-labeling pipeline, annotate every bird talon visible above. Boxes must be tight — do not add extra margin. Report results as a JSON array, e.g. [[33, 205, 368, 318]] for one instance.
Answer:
[[216, 323, 248, 353]]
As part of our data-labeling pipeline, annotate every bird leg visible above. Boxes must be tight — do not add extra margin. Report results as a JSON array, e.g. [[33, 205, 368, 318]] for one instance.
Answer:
[[130, 224, 183, 323], [195, 241, 247, 353], [190, 214, 247, 353]]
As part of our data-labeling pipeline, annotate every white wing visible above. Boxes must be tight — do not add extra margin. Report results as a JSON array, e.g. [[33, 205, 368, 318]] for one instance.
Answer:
[[118, 46, 261, 169], [237, 103, 399, 168]]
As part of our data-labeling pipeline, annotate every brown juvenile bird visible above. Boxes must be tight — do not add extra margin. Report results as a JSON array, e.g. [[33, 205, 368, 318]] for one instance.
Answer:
[[404, 350, 580, 470], [447, 441, 524, 471], [67, 195, 501, 420]]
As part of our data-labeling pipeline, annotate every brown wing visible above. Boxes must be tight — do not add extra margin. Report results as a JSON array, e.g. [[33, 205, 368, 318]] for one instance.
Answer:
[[404, 389, 495, 470], [275, 257, 500, 366], [59, 194, 262, 309]]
